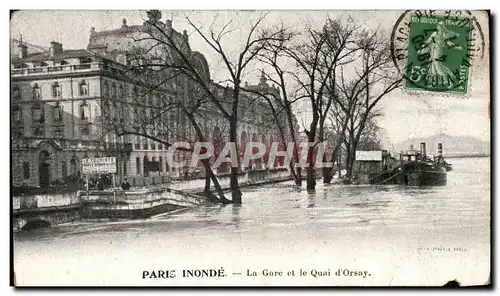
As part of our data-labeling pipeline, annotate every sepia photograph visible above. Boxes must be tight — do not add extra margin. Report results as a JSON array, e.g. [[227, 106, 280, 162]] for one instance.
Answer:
[[10, 8, 491, 287]]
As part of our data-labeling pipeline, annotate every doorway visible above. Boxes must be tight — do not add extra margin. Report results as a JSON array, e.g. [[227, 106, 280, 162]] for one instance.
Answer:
[[39, 150, 51, 188]]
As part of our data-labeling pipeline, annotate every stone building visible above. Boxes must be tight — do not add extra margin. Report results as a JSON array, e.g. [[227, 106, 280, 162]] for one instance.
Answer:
[[11, 11, 298, 189]]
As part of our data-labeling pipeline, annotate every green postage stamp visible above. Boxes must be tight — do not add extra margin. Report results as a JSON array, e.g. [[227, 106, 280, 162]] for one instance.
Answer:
[[404, 15, 473, 95]]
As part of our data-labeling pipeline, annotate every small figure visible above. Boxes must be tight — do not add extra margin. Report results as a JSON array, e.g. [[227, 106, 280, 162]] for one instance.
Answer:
[[97, 179, 104, 191], [121, 178, 131, 190]]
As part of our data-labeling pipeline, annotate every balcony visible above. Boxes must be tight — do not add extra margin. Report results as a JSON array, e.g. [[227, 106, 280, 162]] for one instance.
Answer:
[[10, 62, 122, 77]]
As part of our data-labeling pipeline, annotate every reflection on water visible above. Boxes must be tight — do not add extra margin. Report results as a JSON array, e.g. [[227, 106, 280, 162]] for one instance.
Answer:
[[14, 158, 490, 286]]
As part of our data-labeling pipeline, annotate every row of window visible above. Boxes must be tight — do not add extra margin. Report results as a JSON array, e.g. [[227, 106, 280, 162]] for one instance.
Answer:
[[22, 160, 79, 180], [13, 101, 90, 124], [133, 143, 164, 151], [12, 81, 89, 101], [13, 80, 173, 108]]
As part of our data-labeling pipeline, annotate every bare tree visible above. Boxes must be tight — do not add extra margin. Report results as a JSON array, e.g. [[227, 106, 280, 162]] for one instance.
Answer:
[[241, 25, 304, 185], [101, 64, 232, 203], [336, 30, 402, 180], [285, 17, 360, 189], [107, 10, 290, 204]]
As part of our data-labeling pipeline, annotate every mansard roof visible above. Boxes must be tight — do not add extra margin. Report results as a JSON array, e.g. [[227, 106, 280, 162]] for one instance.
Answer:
[[17, 49, 97, 63]]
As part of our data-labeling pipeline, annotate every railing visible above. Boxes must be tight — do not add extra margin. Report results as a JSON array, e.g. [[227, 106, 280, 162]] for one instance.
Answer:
[[13, 191, 81, 211], [10, 62, 124, 77], [74, 64, 92, 70]]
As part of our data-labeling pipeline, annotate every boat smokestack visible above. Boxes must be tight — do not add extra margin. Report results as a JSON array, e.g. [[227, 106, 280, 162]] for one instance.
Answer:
[[438, 143, 443, 156], [420, 142, 426, 156]]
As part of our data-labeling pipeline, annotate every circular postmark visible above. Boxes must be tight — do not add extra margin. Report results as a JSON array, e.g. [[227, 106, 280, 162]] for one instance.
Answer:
[[390, 10, 485, 95]]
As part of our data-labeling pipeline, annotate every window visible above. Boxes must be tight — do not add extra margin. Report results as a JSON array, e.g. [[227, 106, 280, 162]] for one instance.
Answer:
[[52, 82, 61, 98], [136, 157, 141, 175], [111, 83, 117, 98], [79, 80, 88, 96], [61, 161, 67, 178], [123, 161, 127, 176], [23, 162, 30, 179], [70, 157, 78, 176], [134, 135, 141, 150], [32, 84, 41, 100], [13, 86, 20, 101], [54, 103, 62, 122], [80, 101, 89, 120], [159, 156, 163, 172], [159, 144, 163, 150], [151, 142, 156, 150]]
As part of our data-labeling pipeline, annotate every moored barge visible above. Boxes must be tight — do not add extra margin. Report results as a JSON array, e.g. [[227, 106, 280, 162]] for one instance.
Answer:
[[370, 142, 450, 186]]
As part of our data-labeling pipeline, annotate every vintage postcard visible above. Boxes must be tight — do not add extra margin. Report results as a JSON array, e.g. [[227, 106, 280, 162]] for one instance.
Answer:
[[11, 10, 491, 287]]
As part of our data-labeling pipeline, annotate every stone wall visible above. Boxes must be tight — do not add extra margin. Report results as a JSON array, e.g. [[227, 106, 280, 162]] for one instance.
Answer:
[[13, 168, 293, 232]]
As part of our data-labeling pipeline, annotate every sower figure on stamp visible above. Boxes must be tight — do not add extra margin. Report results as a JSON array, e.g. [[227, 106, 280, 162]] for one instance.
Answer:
[[418, 21, 464, 88]]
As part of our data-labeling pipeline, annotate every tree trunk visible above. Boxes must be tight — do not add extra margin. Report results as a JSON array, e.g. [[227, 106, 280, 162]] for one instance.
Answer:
[[306, 117, 318, 190], [346, 144, 355, 180], [284, 104, 302, 186], [185, 110, 230, 203], [306, 165, 316, 190], [229, 114, 242, 204], [202, 159, 232, 204], [322, 155, 336, 183], [295, 167, 302, 186]]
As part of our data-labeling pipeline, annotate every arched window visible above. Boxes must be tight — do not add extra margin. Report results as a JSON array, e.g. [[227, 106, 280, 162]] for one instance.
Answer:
[[52, 82, 61, 98], [70, 156, 78, 176], [80, 100, 89, 120], [79, 80, 88, 96], [32, 84, 41, 100]]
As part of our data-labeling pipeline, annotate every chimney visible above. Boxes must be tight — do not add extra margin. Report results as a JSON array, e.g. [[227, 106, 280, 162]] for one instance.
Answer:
[[50, 41, 63, 56], [18, 41, 28, 59], [420, 142, 426, 156], [438, 143, 443, 156]]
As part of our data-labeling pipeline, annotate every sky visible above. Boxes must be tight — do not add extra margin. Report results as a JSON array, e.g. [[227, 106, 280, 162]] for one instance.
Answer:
[[10, 10, 491, 145]]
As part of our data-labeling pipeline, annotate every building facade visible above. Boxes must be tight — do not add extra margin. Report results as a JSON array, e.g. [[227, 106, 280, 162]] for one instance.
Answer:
[[11, 11, 298, 189]]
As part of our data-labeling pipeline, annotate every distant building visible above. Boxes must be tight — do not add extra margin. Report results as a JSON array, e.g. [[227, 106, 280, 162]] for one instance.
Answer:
[[11, 11, 298, 188]]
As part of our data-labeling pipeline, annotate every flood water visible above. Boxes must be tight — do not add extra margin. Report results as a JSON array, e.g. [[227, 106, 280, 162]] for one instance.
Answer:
[[14, 157, 490, 286]]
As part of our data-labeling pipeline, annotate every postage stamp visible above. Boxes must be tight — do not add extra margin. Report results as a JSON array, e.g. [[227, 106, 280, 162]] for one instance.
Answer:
[[390, 10, 487, 96], [405, 15, 472, 94]]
